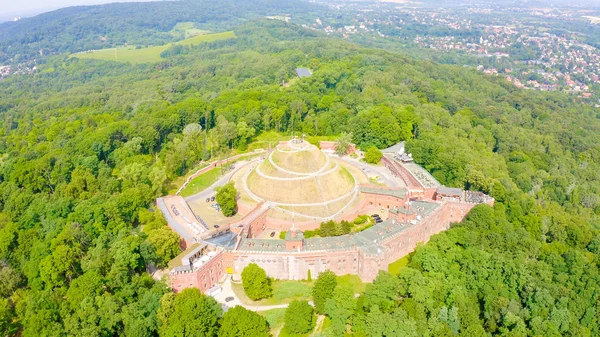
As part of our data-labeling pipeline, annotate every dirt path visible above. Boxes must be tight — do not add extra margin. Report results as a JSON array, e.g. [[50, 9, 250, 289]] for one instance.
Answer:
[[313, 315, 325, 334]]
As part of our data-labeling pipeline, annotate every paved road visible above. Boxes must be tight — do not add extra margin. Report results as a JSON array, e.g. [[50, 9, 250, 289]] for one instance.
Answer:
[[184, 159, 258, 203], [337, 156, 404, 188]]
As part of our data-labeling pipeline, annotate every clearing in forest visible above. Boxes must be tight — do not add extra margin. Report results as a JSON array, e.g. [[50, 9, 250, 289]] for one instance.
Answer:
[[72, 31, 236, 63]]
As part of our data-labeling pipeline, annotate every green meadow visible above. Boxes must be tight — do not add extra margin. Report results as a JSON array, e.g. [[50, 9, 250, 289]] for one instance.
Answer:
[[72, 31, 235, 63]]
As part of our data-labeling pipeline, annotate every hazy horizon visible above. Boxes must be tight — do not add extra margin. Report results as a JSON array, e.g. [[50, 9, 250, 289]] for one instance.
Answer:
[[1, 0, 598, 23], [1, 0, 157, 20]]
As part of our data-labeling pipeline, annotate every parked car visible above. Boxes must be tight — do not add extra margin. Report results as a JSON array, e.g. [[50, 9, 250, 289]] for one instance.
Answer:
[[206, 197, 210, 203], [371, 214, 380, 218], [211, 196, 216, 202], [270, 231, 276, 237], [225, 297, 234, 302], [214, 225, 220, 229], [376, 219, 383, 223]]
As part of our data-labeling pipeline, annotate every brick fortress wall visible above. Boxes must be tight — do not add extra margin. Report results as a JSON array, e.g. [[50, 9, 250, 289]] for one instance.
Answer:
[[170, 251, 225, 293]]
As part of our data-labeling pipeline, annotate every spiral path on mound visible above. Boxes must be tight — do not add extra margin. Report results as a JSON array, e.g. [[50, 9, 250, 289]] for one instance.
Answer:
[[242, 140, 359, 220]]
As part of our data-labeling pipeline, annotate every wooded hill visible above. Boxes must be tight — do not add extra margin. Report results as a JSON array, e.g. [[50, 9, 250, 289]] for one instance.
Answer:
[[0, 18, 599, 336], [0, 0, 321, 64]]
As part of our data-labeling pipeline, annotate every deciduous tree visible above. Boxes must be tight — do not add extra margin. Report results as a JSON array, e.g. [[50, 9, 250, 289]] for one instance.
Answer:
[[157, 288, 221, 337], [312, 270, 337, 314], [219, 306, 271, 337], [284, 300, 314, 334], [241, 263, 272, 300], [215, 182, 237, 217]]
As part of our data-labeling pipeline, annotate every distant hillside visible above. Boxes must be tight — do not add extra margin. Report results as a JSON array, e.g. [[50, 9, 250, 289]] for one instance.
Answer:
[[0, 0, 322, 64], [72, 31, 236, 64]]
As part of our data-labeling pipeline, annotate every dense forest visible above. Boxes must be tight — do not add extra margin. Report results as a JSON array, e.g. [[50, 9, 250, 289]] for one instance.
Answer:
[[0, 12, 599, 337]]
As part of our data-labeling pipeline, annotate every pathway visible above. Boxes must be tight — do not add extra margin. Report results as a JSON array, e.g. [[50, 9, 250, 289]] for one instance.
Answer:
[[213, 275, 314, 312], [313, 315, 326, 334]]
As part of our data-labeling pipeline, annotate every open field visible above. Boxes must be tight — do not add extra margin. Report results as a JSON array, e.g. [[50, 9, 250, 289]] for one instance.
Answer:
[[72, 31, 235, 63], [583, 16, 600, 24], [169, 22, 210, 38]]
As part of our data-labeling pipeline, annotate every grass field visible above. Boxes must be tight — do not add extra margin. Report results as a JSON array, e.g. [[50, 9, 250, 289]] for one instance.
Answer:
[[73, 31, 235, 63], [336, 274, 366, 293], [169, 22, 210, 39], [233, 275, 365, 306], [259, 308, 314, 337], [179, 167, 221, 197], [232, 280, 314, 306], [388, 255, 410, 275], [259, 308, 286, 330]]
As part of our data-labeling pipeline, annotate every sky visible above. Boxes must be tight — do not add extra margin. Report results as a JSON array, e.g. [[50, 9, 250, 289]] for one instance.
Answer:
[[0, 0, 152, 17]]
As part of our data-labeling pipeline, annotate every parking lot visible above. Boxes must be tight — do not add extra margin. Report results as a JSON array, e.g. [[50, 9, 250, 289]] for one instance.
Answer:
[[187, 194, 244, 229]]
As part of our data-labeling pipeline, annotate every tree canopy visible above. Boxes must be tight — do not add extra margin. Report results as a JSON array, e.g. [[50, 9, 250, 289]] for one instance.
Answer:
[[284, 300, 314, 335], [364, 146, 383, 164], [218, 306, 271, 337], [157, 288, 222, 337], [312, 270, 338, 314], [215, 181, 238, 217], [241, 263, 272, 301]]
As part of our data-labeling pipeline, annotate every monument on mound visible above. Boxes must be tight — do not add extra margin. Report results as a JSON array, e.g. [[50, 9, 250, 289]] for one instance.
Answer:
[[245, 139, 358, 220]]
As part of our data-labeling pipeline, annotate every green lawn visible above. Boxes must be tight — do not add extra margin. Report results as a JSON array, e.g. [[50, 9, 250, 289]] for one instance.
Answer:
[[232, 280, 314, 306], [233, 275, 365, 307], [336, 274, 366, 293], [259, 308, 286, 330], [73, 31, 235, 63], [273, 280, 313, 301], [388, 255, 410, 275], [179, 167, 221, 197], [259, 308, 314, 337]]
